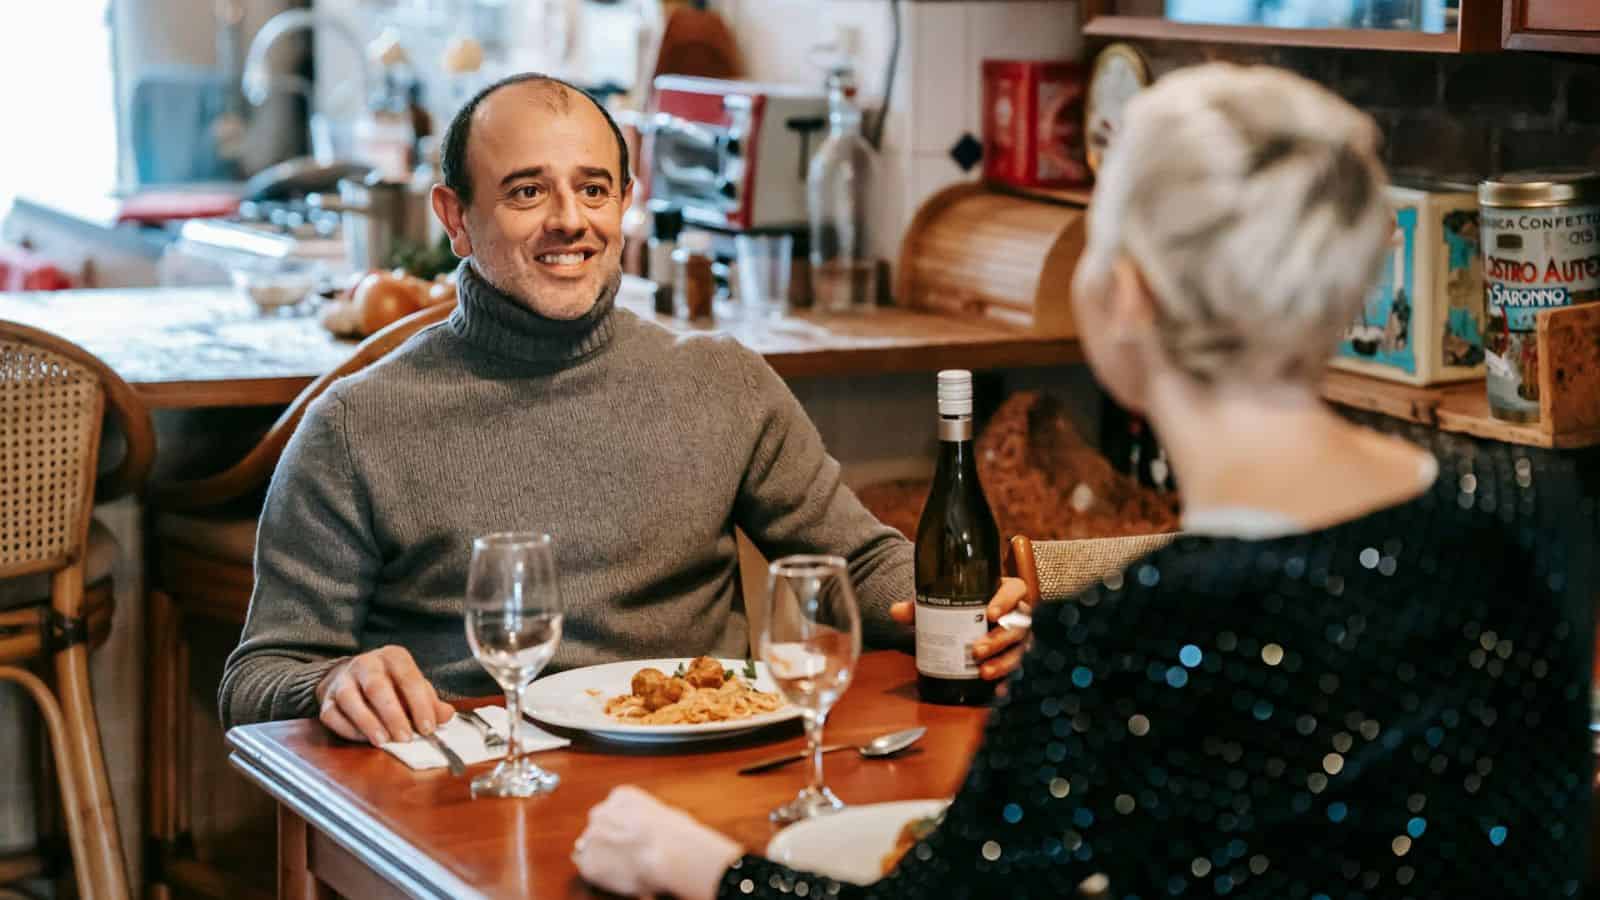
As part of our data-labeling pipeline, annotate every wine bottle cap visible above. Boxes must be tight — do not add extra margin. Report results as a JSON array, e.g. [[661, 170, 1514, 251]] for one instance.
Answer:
[[936, 369, 973, 417]]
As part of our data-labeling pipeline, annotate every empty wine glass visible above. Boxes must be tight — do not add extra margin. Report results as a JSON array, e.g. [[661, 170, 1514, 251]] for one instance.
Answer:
[[465, 532, 564, 798], [759, 555, 863, 824]]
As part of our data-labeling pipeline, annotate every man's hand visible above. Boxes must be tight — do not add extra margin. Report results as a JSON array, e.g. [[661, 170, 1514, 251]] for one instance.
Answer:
[[316, 645, 455, 745], [891, 576, 1031, 681]]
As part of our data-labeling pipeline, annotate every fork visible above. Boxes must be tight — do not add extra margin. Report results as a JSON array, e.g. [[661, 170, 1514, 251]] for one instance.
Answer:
[[463, 708, 507, 749]]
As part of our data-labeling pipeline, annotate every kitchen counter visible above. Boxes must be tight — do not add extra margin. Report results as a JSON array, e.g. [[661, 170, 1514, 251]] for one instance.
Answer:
[[0, 286, 1083, 409]]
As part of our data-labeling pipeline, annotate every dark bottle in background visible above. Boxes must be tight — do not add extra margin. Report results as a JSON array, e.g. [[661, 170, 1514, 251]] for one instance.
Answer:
[[914, 370, 1000, 706], [1100, 394, 1176, 493]]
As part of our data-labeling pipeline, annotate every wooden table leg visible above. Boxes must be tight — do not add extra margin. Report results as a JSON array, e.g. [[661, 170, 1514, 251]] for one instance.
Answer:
[[278, 805, 333, 900]]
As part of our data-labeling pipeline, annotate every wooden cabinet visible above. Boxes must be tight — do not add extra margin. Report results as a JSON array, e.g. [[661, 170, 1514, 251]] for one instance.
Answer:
[[1081, 0, 1502, 52], [1503, 0, 1600, 52]]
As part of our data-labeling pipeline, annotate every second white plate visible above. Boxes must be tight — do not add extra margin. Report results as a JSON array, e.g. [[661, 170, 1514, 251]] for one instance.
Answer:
[[766, 798, 951, 885]]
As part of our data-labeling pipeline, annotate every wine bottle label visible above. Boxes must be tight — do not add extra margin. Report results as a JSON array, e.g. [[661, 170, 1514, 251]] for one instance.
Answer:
[[915, 595, 988, 680]]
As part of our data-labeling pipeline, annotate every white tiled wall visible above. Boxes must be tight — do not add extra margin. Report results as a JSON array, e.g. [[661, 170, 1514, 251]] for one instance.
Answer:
[[724, 0, 1082, 278]]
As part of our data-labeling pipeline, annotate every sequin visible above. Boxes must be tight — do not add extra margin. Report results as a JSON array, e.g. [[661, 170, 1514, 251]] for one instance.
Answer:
[[718, 428, 1593, 900]]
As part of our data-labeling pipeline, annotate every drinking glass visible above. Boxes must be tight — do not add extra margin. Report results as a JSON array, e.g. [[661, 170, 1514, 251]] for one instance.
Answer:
[[759, 555, 863, 824], [736, 233, 794, 320], [465, 532, 564, 798]]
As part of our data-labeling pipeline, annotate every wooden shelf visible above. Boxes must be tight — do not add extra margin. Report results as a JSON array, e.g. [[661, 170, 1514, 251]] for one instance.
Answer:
[[1080, 1, 1502, 52], [1322, 371, 1600, 449], [1502, 0, 1600, 53]]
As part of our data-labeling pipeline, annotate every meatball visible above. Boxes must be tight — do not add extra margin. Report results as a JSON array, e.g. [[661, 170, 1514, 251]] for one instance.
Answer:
[[642, 677, 691, 712], [684, 655, 726, 689], [631, 667, 668, 698]]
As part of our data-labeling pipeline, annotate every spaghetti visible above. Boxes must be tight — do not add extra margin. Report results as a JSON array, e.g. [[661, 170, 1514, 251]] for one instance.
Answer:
[[603, 656, 784, 725]]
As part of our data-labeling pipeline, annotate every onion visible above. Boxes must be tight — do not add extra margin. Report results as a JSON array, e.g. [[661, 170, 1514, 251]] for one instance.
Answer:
[[354, 271, 424, 335]]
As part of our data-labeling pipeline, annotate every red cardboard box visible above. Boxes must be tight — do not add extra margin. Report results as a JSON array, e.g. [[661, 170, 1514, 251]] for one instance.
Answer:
[[982, 60, 1090, 189]]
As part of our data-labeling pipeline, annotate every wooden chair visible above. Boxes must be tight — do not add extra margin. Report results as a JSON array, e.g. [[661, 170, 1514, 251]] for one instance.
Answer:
[[143, 302, 454, 900], [0, 321, 155, 899], [1008, 532, 1180, 605]]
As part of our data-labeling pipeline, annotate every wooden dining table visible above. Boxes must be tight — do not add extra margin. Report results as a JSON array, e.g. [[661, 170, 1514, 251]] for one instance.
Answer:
[[226, 651, 989, 900]]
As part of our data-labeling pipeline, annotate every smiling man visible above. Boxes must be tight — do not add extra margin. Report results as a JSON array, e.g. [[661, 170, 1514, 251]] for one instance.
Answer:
[[220, 74, 1026, 745]]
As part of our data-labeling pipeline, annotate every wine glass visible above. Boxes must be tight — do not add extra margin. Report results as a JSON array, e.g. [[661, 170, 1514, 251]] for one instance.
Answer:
[[464, 532, 564, 798], [759, 555, 863, 824]]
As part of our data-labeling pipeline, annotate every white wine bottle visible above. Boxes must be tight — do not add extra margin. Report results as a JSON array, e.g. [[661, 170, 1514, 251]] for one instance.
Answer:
[[914, 370, 999, 706]]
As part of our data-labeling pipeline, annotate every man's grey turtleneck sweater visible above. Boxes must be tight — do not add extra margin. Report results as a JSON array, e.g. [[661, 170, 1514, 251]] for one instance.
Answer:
[[220, 263, 913, 727]]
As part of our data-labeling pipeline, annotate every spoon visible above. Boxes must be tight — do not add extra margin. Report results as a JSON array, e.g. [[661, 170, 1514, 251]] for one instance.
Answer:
[[737, 727, 928, 775]]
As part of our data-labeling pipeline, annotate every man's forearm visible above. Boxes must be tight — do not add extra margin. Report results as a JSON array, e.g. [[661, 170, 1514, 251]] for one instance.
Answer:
[[850, 534, 915, 649], [218, 652, 346, 728]]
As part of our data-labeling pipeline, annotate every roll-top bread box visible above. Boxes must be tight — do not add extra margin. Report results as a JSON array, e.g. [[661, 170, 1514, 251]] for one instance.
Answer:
[[895, 184, 1085, 336]]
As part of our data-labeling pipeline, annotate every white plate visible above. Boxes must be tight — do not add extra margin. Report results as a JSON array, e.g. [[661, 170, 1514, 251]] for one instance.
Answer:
[[523, 658, 800, 744], [766, 799, 950, 885]]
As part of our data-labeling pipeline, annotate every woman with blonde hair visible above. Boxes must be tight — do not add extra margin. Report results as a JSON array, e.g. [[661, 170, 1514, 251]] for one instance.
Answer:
[[571, 64, 1594, 899]]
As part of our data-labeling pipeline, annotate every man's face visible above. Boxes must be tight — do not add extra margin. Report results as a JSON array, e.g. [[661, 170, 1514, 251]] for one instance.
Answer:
[[434, 82, 631, 319]]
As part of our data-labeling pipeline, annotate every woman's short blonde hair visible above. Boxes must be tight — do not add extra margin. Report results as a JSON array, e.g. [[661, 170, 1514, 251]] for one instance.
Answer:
[[1072, 63, 1393, 384]]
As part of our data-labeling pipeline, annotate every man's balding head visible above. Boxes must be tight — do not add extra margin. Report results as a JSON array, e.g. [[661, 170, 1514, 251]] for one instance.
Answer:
[[440, 73, 631, 207]]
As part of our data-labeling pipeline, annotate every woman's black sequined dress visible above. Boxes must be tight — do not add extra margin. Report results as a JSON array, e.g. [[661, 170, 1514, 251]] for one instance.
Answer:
[[721, 432, 1595, 899]]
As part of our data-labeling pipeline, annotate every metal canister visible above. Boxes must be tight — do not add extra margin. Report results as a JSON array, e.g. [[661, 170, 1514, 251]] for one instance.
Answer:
[[1478, 169, 1600, 422]]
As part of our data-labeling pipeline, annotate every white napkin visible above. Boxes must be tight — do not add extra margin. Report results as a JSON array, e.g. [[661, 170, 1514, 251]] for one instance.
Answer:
[[380, 706, 570, 771]]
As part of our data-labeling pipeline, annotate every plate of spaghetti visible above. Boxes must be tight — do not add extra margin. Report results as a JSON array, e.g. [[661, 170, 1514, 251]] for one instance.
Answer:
[[523, 656, 800, 744]]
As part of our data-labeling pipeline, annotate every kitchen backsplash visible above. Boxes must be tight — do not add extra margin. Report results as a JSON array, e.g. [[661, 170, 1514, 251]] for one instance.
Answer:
[[735, 3, 1600, 264], [1107, 43, 1600, 180], [728, 0, 1083, 262]]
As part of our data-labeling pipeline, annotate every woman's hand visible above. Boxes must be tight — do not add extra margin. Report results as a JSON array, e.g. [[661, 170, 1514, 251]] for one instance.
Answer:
[[574, 786, 743, 900]]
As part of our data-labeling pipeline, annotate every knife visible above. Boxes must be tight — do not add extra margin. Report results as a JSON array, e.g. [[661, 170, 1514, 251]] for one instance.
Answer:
[[421, 731, 467, 776], [738, 744, 850, 776]]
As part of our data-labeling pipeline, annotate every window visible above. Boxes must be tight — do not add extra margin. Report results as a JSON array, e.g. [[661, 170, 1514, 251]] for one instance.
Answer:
[[0, 0, 120, 218]]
